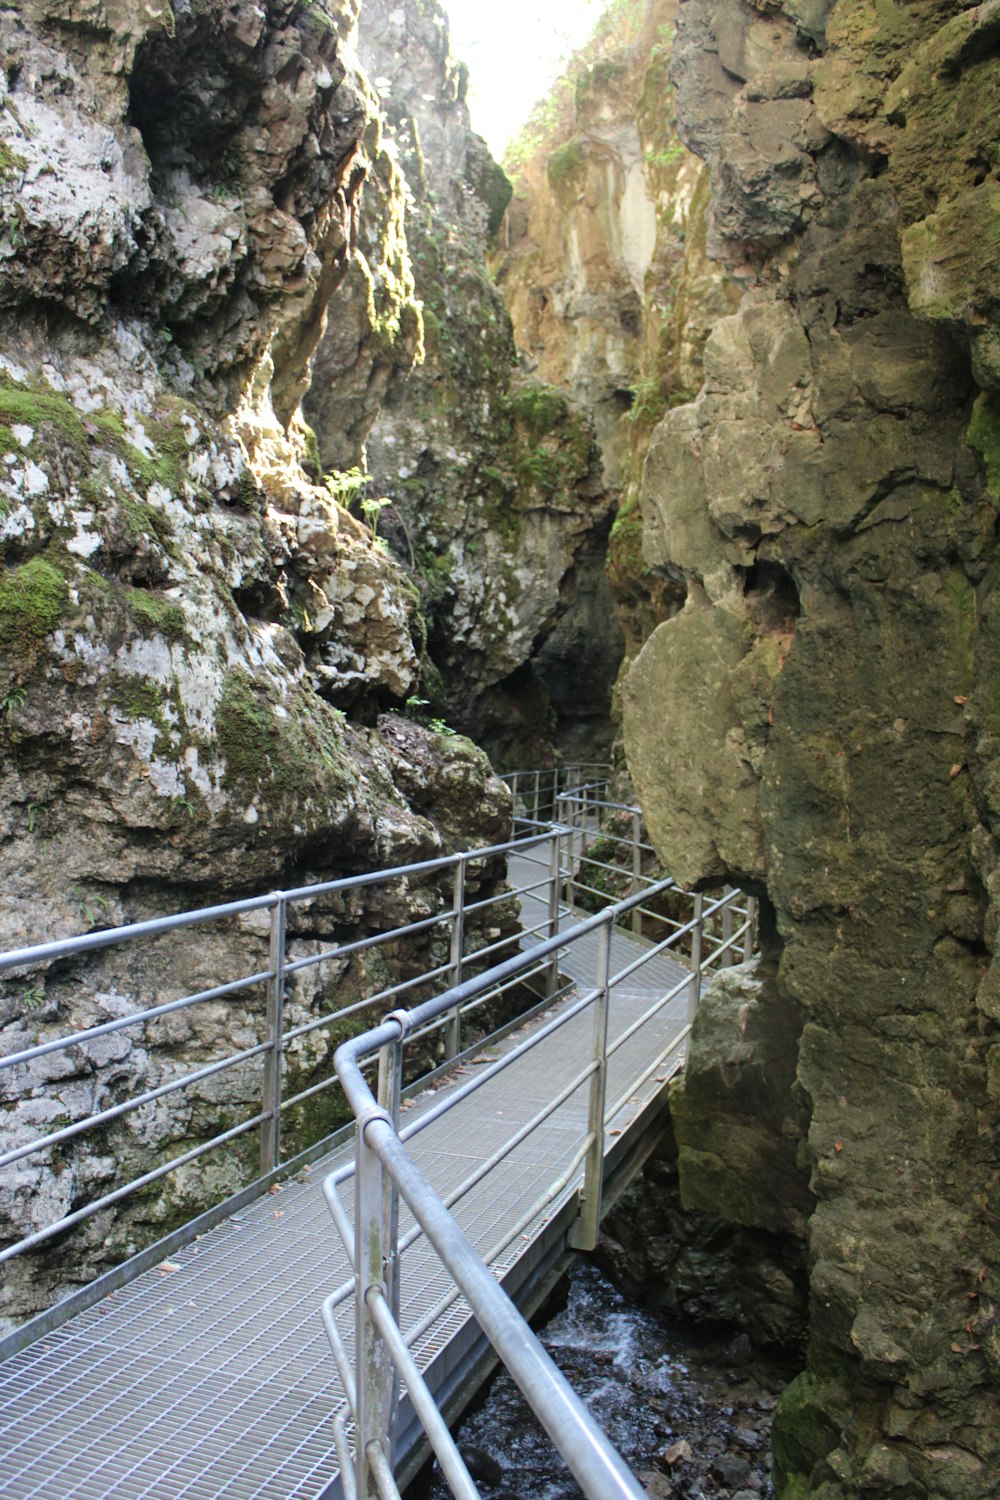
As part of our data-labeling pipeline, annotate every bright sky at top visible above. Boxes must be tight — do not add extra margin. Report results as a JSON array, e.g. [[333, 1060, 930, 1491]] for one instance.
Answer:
[[443, 0, 606, 159]]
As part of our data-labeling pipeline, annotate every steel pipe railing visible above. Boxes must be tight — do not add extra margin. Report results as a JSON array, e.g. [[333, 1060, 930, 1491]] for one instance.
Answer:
[[2, 761, 759, 1489], [0, 826, 563, 1317], [324, 870, 716, 1500]]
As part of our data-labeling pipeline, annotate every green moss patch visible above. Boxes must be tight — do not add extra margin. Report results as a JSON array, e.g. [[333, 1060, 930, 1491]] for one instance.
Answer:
[[968, 392, 1000, 499], [126, 588, 188, 643], [771, 1367, 845, 1496], [0, 143, 26, 179], [0, 556, 69, 651], [546, 138, 588, 195], [215, 670, 351, 814], [108, 677, 170, 728], [508, 381, 569, 438], [0, 376, 87, 449]]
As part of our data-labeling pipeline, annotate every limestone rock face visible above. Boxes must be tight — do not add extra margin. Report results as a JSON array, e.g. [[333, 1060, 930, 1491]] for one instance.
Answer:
[[624, 0, 1000, 1493], [0, 0, 454, 934], [302, 0, 622, 767], [494, 0, 739, 694], [0, 0, 513, 1321]]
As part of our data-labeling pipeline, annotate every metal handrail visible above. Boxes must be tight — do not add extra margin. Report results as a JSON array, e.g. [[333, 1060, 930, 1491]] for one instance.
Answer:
[[322, 860, 751, 1499], [1, 761, 760, 1492], [326, 877, 683, 1500], [313, 771, 758, 1499], [0, 826, 563, 1348]]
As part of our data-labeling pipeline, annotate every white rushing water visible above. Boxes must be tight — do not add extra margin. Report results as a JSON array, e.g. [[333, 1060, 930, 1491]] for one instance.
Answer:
[[414, 1258, 790, 1500]]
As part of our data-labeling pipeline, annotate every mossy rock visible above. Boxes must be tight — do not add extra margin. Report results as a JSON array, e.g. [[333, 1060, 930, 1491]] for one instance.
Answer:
[[215, 670, 353, 818], [771, 1365, 847, 1496], [0, 555, 69, 662], [546, 137, 588, 198], [0, 374, 196, 499], [0, 376, 87, 450], [463, 147, 513, 239], [968, 392, 1000, 500], [508, 381, 569, 438], [0, 142, 26, 179], [126, 587, 188, 643]]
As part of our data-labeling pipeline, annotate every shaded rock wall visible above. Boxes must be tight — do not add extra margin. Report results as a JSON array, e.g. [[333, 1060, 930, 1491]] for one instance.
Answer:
[[623, 0, 1000, 1494]]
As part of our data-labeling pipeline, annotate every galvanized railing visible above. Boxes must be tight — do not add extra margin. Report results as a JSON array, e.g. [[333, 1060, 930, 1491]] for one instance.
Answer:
[[0, 827, 572, 1355], [320, 847, 756, 1497], [509, 769, 756, 964], [503, 761, 612, 825], [1, 763, 759, 1494]]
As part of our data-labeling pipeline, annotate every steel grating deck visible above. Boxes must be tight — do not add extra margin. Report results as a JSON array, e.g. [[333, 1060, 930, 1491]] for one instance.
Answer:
[[0, 853, 691, 1500]]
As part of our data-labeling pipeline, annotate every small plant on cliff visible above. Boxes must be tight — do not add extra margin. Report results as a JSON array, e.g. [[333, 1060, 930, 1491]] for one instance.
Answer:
[[324, 466, 366, 509], [626, 376, 667, 427], [360, 495, 391, 549], [646, 141, 685, 170]]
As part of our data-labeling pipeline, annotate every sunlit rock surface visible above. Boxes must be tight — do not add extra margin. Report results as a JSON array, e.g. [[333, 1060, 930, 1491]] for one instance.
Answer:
[[494, 0, 739, 688], [304, 0, 623, 767], [0, 0, 512, 1322]]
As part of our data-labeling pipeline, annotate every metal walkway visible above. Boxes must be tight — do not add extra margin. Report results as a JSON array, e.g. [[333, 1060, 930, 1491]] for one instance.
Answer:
[[0, 772, 754, 1500], [0, 864, 689, 1500]]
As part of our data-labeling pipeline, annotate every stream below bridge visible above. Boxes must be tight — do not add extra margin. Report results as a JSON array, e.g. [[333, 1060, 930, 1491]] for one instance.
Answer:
[[409, 1258, 793, 1500]]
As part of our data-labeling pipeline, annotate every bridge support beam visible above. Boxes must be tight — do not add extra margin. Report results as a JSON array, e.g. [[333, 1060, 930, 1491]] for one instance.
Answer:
[[446, 859, 466, 1060], [546, 829, 561, 998], [688, 892, 704, 1024]]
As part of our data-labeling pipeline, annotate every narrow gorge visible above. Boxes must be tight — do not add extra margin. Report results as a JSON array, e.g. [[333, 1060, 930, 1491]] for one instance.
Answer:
[[1, 1, 998, 1498]]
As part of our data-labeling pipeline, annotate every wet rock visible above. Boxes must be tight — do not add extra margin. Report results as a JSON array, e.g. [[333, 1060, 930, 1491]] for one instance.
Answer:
[[416, 1259, 788, 1500], [460, 1446, 504, 1486]]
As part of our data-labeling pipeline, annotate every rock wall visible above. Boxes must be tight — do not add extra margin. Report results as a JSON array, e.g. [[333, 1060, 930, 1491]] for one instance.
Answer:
[[0, 0, 515, 1325], [303, 0, 623, 767], [494, 0, 739, 687], [623, 1, 1000, 1494]]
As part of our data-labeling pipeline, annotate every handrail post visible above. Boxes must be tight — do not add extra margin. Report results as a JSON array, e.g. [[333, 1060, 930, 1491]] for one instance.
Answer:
[[355, 1109, 393, 1499], [688, 891, 704, 1024], [546, 828, 561, 998], [743, 896, 757, 961], [721, 886, 734, 966], [376, 1030, 403, 1467], [533, 768, 541, 823], [446, 858, 465, 1059], [564, 796, 577, 911], [630, 810, 642, 936], [260, 896, 286, 1177], [571, 918, 612, 1252]]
